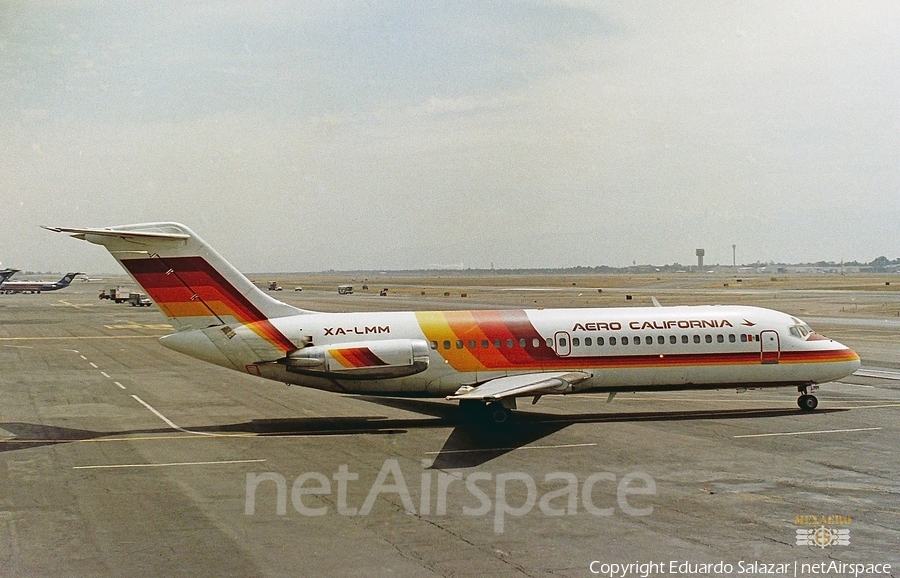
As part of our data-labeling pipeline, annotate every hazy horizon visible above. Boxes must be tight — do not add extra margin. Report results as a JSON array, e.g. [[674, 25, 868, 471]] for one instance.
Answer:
[[2, 2, 898, 274]]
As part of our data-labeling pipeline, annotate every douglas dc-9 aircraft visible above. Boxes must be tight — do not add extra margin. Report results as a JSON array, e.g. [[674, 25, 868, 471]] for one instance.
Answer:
[[0, 271, 82, 294], [47, 223, 860, 424]]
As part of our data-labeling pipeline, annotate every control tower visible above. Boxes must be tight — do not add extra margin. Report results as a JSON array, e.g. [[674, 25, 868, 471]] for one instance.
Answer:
[[696, 248, 705, 270]]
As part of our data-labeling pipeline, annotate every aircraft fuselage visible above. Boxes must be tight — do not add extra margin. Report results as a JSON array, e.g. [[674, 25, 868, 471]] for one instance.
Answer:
[[159, 304, 859, 397]]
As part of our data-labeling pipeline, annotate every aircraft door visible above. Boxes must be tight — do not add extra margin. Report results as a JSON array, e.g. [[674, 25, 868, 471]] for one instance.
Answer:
[[760, 330, 780, 364], [554, 331, 571, 357]]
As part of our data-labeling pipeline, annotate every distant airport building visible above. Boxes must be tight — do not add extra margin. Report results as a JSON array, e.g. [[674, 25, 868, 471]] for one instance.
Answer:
[[696, 249, 705, 270]]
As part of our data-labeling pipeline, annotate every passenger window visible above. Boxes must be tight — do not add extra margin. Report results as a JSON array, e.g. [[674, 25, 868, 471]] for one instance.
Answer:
[[658, 335, 665, 345], [532, 338, 541, 348], [494, 339, 502, 348], [740, 334, 747, 343], [546, 338, 553, 347], [705, 335, 712, 344], [681, 335, 688, 344], [598, 337, 605, 346], [585, 337, 593, 346], [717, 334, 724, 343], [430, 341, 438, 350], [443, 340, 451, 350], [693, 335, 701, 344], [559, 338, 567, 347], [506, 339, 514, 348], [610, 337, 617, 346], [482, 340, 490, 349], [468, 340, 476, 349], [729, 334, 736, 343], [456, 340, 464, 349], [669, 335, 677, 344], [572, 337, 580, 347], [646, 336, 653, 345], [519, 338, 526, 348], [622, 336, 629, 345]]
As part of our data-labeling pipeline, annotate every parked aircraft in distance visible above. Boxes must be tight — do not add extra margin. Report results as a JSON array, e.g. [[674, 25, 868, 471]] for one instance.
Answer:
[[0, 268, 20, 286], [47, 223, 860, 424], [0, 272, 82, 294]]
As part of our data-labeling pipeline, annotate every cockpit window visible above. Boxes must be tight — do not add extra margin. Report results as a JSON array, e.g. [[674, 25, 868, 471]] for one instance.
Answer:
[[789, 324, 811, 338]]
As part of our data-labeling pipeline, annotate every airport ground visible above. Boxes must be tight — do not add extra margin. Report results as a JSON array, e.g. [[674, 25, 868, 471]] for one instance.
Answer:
[[1, 273, 898, 577]]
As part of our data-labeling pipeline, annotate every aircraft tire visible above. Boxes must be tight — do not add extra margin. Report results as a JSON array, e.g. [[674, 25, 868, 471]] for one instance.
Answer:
[[797, 394, 818, 411], [486, 402, 511, 425]]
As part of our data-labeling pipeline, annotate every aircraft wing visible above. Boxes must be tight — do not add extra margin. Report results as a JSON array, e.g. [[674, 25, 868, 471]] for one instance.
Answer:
[[447, 371, 592, 402]]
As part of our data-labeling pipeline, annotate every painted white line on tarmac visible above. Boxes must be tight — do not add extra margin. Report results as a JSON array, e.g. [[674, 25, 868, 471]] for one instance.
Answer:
[[73, 459, 266, 470], [114, 381, 126, 390], [100, 371, 111, 379], [734, 427, 882, 439], [854, 369, 900, 381], [89, 362, 98, 368], [132, 395, 192, 433], [131, 395, 221, 437]]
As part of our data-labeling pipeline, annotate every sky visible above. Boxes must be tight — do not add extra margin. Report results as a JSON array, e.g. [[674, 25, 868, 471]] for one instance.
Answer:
[[1, 1, 898, 273]]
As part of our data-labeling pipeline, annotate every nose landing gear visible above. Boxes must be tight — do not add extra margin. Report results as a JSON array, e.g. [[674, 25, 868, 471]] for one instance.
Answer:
[[797, 384, 819, 411]]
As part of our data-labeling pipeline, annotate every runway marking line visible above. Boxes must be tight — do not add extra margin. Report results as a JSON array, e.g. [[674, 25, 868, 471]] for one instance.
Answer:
[[114, 381, 127, 390], [73, 459, 266, 470], [734, 427, 882, 439], [131, 394, 219, 436]]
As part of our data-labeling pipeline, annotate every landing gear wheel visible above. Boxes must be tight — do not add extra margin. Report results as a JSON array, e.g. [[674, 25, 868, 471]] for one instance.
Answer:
[[798, 394, 818, 411], [486, 402, 511, 425]]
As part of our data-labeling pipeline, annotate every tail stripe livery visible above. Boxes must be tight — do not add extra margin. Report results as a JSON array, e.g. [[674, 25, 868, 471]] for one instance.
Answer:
[[121, 255, 297, 353]]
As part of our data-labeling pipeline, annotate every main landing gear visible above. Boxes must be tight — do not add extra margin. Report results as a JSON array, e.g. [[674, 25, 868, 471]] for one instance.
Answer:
[[459, 399, 516, 426], [797, 384, 820, 412]]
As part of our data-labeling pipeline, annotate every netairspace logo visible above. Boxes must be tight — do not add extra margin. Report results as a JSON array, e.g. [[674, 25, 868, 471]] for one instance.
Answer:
[[245, 459, 655, 533]]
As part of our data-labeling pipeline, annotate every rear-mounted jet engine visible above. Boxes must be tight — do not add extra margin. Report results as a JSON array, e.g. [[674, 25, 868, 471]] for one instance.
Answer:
[[284, 338, 430, 380]]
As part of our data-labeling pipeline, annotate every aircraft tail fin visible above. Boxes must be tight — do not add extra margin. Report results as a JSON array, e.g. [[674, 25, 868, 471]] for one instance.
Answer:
[[58, 272, 83, 287], [0, 268, 19, 284], [44, 223, 310, 338]]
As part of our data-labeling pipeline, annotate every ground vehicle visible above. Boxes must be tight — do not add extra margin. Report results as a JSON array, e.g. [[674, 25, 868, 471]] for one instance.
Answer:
[[99, 287, 131, 303], [338, 285, 353, 295], [267, 281, 282, 291], [128, 292, 152, 307]]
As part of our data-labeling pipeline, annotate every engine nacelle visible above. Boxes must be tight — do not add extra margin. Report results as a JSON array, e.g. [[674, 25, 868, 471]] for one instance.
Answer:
[[285, 338, 430, 380]]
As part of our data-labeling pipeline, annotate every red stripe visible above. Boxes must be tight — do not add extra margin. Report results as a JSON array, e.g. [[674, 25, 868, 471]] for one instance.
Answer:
[[122, 257, 295, 352]]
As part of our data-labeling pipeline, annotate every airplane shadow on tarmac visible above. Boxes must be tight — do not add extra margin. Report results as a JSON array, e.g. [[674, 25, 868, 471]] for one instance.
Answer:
[[1, 403, 848, 468]]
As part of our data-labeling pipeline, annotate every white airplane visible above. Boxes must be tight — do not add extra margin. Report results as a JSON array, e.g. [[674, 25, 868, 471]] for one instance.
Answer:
[[46, 223, 860, 424], [0, 271, 82, 294]]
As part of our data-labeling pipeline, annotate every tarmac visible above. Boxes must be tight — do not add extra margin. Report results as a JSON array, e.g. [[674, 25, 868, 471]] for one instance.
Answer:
[[1, 277, 898, 577]]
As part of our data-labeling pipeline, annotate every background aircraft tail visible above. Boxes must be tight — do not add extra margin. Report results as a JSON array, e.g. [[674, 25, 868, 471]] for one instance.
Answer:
[[57, 272, 82, 287], [46, 223, 308, 335], [0, 268, 19, 284]]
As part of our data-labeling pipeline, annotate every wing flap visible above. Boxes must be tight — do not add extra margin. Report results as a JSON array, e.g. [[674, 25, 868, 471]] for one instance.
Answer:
[[447, 371, 592, 402]]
